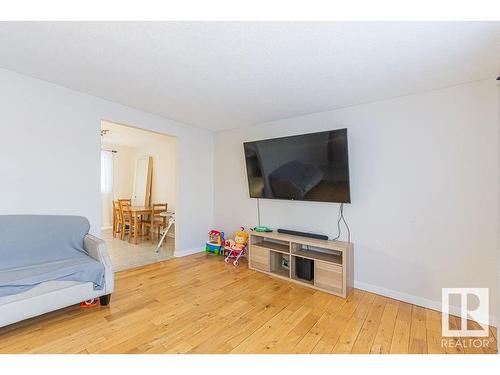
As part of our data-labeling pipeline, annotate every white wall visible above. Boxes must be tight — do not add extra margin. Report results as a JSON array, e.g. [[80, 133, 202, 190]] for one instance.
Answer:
[[497, 79, 500, 349], [0, 68, 213, 256], [103, 134, 177, 211], [135, 138, 177, 211], [214, 80, 499, 322]]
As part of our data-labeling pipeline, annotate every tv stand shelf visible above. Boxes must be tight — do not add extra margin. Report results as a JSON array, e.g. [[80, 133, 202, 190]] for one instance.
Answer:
[[292, 248, 342, 265], [248, 231, 353, 298], [253, 240, 289, 254]]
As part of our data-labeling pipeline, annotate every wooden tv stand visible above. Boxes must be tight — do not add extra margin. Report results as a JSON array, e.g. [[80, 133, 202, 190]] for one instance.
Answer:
[[248, 231, 353, 298]]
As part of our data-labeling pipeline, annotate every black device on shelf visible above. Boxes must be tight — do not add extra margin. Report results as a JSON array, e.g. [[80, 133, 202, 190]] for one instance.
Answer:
[[295, 257, 314, 281], [278, 228, 328, 240]]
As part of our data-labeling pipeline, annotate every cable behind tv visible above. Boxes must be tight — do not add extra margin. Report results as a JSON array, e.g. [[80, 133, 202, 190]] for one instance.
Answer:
[[333, 203, 351, 243]]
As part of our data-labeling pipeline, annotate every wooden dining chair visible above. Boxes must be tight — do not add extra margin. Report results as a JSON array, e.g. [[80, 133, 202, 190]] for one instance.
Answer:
[[112, 201, 121, 237], [142, 203, 167, 243], [118, 200, 132, 241]]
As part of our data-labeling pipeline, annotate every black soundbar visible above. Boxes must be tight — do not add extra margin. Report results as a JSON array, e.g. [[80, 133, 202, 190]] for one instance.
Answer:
[[277, 229, 328, 240]]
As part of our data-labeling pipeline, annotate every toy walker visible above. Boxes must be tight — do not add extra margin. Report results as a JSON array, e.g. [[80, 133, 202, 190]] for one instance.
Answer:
[[224, 227, 249, 267], [205, 230, 225, 255]]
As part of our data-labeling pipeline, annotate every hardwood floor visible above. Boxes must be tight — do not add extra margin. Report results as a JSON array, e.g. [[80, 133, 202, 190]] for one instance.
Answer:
[[0, 253, 497, 354], [101, 228, 175, 272]]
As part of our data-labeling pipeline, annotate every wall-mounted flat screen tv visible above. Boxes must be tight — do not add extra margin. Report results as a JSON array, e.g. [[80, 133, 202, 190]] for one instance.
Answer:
[[243, 129, 350, 203]]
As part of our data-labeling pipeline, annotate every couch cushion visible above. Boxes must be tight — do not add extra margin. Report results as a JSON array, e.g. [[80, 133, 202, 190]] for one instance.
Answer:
[[0, 280, 81, 305], [0, 215, 90, 261], [0, 215, 105, 297]]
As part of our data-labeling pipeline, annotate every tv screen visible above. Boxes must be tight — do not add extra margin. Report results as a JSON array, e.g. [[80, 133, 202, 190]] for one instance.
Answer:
[[243, 129, 350, 203]]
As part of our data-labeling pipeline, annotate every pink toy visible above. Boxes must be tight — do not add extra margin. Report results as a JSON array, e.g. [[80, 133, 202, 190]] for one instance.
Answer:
[[224, 227, 249, 267]]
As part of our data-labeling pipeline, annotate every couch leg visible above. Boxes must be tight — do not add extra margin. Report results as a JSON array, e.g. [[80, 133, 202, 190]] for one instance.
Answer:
[[99, 294, 111, 306]]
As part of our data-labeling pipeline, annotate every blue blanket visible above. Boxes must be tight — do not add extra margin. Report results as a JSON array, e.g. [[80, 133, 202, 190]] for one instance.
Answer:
[[0, 215, 105, 297]]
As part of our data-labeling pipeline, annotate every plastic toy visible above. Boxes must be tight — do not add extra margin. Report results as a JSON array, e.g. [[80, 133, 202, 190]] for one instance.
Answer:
[[224, 227, 249, 266], [205, 229, 225, 255], [251, 226, 273, 232], [79, 298, 99, 308]]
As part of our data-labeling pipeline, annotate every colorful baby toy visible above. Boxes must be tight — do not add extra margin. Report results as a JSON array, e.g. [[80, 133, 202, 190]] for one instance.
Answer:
[[205, 229, 225, 255], [224, 227, 249, 267]]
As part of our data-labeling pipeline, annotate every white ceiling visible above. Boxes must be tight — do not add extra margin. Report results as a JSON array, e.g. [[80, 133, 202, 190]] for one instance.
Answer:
[[0, 22, 498, 131], [101, 120, 174, 148]]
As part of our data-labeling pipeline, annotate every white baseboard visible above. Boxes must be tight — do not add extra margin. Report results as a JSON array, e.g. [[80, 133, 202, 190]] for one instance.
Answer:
[[354, 280, 497, 328], [174, 246, 204, 258]]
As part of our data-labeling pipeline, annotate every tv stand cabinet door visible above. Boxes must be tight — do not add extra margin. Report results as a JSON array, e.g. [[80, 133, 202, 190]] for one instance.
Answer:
[[249, 246, 270, 272], [314, 261, 343, 295]]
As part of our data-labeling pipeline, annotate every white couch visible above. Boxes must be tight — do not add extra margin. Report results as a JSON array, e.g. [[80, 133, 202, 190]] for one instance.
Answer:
[[0, 233, 114, 328]]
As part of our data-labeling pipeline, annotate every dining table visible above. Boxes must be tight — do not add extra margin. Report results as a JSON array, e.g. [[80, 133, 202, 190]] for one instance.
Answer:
[[128, 205, 153, 244]]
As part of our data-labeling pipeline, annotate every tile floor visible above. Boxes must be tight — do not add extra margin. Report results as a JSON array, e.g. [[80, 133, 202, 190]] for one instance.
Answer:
[[101, 228, 175, 271]]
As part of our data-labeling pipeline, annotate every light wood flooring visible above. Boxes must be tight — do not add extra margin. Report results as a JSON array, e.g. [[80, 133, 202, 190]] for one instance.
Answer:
[[0, 253, 497, 354], [102, 228, 175, 271]]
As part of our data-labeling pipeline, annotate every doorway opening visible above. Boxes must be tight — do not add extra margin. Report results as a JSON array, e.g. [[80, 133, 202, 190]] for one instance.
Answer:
[[100, 120, 177, 271]]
